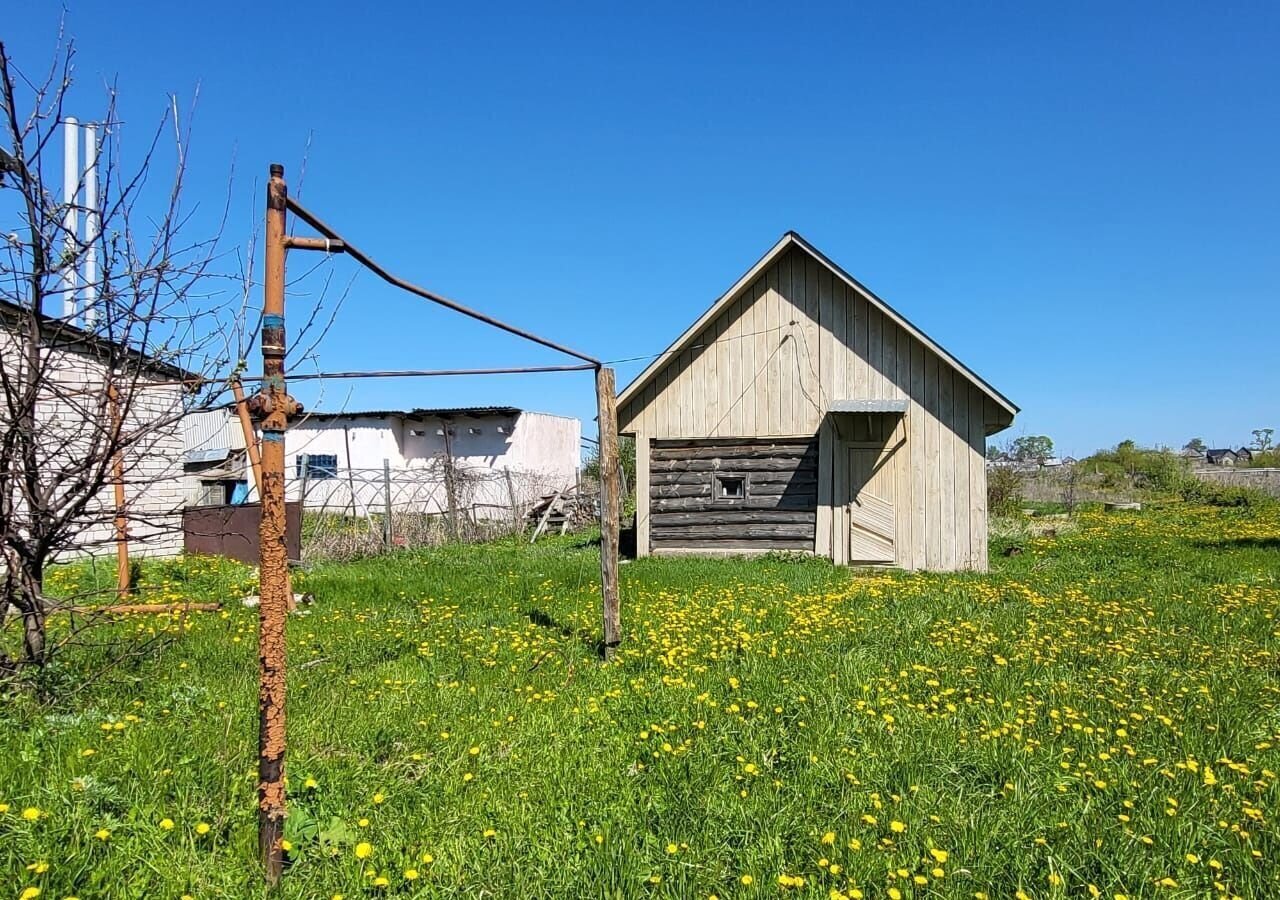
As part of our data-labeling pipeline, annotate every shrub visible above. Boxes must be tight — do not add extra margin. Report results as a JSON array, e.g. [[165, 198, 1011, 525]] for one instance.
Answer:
[[988, 466, 1024, 516]]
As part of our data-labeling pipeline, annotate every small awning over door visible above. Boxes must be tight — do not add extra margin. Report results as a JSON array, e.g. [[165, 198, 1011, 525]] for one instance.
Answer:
[[828, 399, 909, 414]]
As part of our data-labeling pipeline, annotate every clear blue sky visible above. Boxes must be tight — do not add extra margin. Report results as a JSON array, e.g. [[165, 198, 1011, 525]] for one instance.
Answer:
[[10, 1, 1279, 456]]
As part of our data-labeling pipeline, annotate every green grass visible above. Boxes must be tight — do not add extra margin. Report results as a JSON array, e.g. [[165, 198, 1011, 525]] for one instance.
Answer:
[[3, 503, 1279, 899]]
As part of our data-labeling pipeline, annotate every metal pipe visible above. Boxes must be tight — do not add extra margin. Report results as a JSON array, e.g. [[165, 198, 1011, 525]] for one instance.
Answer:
[[83, 123, 99, 328], [254, 163, 297, 886], [107, 382, 130, 599], [62, 117, 79, 320], [231, 378, 264, 500], [285, 196, 600, 366], [282, 236, 345, 253]]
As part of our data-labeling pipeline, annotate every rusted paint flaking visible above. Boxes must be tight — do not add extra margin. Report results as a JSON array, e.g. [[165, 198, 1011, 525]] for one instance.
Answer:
[[255, 164, 296, 886]]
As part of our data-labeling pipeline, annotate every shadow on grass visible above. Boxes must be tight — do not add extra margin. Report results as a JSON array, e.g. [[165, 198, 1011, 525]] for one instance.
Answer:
[[1192, 537, 1280, 550], [525, 608, 606, 659]]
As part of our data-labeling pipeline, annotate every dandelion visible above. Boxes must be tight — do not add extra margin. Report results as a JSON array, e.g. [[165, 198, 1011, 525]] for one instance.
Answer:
[[740, 875, 754, 885], [94, 828, 110, 841], [665, 842, 678, 854], [20, 888, 40, 900], [354, 842, 373, 859], [483, 828, 497, 839], [821, 830, 836, 845], [372, 792, 385, 804], [890, 820, 906, 833], [159, 818, 175, 830], [22, 807, 41, 821], [404, 868, 419, 880], [930, 848, 949, 863], [195, 822, 211, 835], [421, 852, 434, 863]]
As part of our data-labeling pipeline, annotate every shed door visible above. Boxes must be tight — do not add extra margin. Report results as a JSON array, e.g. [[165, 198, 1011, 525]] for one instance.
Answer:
[[847, 447, 896, 564]]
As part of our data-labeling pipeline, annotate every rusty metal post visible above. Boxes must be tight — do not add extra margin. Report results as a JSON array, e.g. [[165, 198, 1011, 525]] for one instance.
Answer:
[[232, 377, 264, 499], [595, 366, 621, 658], [107, 383, 130, 599], [249, 163, 302, 886]]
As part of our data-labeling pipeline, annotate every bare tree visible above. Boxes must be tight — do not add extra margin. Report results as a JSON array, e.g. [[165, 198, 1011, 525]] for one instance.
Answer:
[[0, 36, 240, 670]]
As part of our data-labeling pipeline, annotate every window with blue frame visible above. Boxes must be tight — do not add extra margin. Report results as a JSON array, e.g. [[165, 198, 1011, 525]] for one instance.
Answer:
[[297, 453, 338, 479]]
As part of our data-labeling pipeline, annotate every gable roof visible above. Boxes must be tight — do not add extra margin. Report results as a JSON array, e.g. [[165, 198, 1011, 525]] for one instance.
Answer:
[[616, 231, 1018, 419], [0, 297, 197, 382]]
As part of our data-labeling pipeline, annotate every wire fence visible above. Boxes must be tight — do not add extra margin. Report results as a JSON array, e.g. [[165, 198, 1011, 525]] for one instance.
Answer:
[[289, 460, 587, 561]]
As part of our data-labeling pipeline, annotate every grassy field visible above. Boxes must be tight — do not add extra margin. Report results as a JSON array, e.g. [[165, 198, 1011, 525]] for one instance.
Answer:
[[2, 502, 1278, 899]]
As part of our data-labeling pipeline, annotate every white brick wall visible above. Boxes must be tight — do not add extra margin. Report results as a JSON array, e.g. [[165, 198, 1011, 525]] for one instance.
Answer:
[[1, 327, 188, 562]]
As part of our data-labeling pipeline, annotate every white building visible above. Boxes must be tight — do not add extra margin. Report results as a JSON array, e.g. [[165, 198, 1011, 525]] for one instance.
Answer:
[[283, 407, 581, 519], [0, 299, 190, 559]]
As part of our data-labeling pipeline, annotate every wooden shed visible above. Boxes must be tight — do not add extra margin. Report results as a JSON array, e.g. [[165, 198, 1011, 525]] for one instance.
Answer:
[[617, 232, 1017, 571]]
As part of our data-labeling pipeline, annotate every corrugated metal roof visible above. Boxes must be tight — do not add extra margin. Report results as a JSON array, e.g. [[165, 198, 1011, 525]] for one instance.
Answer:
[[302, 406, 521, 422], [829, 399, 910, 413]]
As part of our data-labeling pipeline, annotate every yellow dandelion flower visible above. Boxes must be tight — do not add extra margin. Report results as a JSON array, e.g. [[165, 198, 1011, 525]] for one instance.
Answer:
[[740, 875, 754, 885], [821, 830, 836, 845], [354, 842, 373, 859], [195, 822, 211, 835], [22, 807, 41, 821], [159, 818, 175, 830], [890, 820, 906, 833]]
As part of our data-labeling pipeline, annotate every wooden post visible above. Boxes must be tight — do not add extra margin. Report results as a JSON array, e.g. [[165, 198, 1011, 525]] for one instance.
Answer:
[[441, 419, 458, 539], [342, 424, 357, 518], [503, 466, 518, 530], [595, 366, 621, 659], [232, 377, 264, 499], [250, 162, 300, 887], [382, 458, 393, 549], [298, 454, 310, 508], [106, 383, 130, 598]]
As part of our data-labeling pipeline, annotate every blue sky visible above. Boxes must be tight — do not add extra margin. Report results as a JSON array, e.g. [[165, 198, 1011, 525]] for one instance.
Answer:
[[9, 1, 1278, 456]]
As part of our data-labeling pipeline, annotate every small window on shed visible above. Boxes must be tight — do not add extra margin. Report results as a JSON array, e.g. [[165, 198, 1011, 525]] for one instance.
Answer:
[[714, 473, 746, 501]]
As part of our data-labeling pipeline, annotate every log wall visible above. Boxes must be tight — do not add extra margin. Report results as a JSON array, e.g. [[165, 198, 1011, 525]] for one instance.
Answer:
[[649, 437, 818, 553]]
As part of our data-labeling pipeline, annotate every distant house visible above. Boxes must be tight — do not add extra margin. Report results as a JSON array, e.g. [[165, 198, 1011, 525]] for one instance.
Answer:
[[617, 232, 1017, 571], [1236, 448, 1254, 464], [1179, 446, 1206, 460], [183, 408, 253, 507], [1060, 456, 1078, 466], [1205, 449, 1239, 466], [285, 407, 581, 518]]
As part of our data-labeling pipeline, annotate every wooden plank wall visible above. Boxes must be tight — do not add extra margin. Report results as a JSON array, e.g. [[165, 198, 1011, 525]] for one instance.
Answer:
[[649, 438, 817, 553], [619, 246, 1008, 571]]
